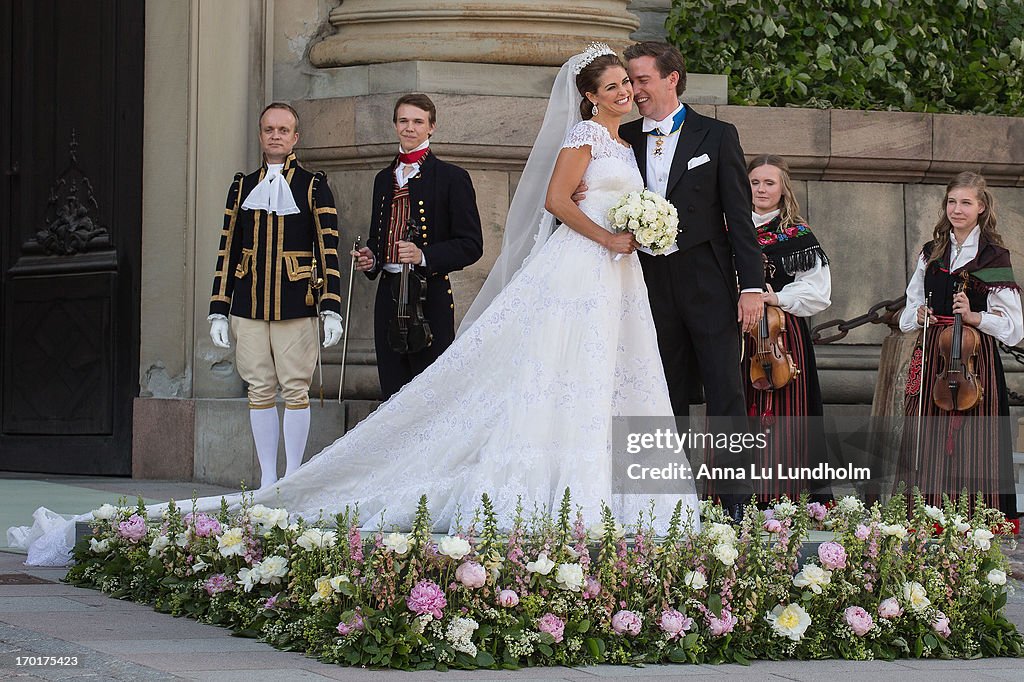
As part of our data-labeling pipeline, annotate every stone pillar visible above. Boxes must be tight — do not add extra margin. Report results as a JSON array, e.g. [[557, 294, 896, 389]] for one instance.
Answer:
[[309, 0, 640, 67]]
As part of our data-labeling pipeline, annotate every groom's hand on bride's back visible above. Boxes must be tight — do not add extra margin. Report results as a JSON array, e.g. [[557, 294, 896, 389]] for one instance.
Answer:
[[571, 181, 589, 205]]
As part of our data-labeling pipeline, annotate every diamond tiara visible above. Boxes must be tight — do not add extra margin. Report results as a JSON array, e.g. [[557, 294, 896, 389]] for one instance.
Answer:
[[569, 42, 616, 77]]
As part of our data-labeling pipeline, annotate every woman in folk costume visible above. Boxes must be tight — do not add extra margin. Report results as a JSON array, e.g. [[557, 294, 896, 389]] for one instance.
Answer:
[[897, 171, 1023, 519], [744, 155, 831, 503]]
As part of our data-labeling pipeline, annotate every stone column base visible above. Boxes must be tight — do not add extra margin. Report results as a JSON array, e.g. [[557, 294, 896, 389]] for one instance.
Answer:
[[132, 397, 378, 486]]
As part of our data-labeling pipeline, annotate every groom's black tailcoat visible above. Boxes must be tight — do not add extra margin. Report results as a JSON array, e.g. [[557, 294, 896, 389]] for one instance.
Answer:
[[621, 105, 764, 419], [365, 152, 483, 400]]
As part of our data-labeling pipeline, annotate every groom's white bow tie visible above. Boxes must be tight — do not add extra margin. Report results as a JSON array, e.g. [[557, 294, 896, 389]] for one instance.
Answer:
[[241, 163, 300, 215]]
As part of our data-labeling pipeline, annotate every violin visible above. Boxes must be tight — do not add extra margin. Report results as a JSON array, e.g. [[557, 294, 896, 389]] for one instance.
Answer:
[[748, 302, 799, 391], [388, 219, 433, 354], [931, 272, 983, 411]]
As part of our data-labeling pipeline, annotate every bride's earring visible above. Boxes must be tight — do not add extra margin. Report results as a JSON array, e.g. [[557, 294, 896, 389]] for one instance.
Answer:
[[591, 103, 599, 117]]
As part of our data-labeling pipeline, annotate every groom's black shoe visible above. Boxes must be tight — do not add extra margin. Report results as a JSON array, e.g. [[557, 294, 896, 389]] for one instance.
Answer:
[[729, 502, 745, 525]]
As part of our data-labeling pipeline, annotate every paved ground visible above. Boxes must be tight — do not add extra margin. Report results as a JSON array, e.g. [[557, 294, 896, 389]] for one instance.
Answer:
[[2, 475, 1023, 680]]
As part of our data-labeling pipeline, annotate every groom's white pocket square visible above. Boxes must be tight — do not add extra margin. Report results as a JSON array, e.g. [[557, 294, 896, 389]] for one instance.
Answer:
[[687, 153, 711, 170]]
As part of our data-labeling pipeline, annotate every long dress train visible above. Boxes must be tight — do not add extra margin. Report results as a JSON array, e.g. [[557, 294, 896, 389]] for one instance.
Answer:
[[9, 120, 700, 566]]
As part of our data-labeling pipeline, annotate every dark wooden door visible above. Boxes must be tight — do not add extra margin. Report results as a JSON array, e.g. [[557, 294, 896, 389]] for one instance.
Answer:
[[0, 0, 143, 474]]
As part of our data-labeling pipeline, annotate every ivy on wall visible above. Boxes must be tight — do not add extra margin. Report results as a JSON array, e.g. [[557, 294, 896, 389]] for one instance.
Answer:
[[666, 0, 1024, 115]]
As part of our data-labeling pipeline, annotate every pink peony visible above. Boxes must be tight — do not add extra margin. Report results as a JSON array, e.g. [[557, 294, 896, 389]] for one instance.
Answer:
[[764, 519, 783, 533], [537, 612, 565, 643], [455, 561, 487, 589], [854, 524, 871, 540], [611, 609, 643, 636], [203, 573, 231, 596], [406, 580, 447, 619], [806, 502, 827, 522], [877, 597, 903, 619], [932, 611, 951, 639], [337, 611, 365, 636], [844, 606, 873, 636], [659, 608, 693, 639], [818, 542, 847, 570], [189, 513, 222, 538], [707, 610, 737, 637], [497, 589, 519, 607], [117, 514, 148, 543], [583, 576, 602, 599]]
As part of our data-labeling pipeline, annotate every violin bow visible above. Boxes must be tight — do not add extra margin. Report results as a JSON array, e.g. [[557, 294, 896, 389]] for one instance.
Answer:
[[914, 292, 932, 471], [338, 236, 361, 403]]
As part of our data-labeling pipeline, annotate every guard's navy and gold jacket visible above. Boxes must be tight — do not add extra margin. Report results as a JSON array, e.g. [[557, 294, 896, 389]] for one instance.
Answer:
[[210, 153, 342, 320]]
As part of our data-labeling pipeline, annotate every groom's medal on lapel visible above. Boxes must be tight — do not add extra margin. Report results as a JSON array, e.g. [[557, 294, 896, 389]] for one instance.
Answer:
[[648, 107, 687, 157]]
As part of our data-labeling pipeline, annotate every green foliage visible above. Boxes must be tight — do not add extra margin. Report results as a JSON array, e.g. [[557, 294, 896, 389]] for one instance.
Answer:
[[666, 0, 1024, 115]]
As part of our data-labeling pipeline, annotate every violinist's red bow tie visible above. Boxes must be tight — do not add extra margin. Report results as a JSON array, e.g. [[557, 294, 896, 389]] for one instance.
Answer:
[[398, 148, 429, 165]]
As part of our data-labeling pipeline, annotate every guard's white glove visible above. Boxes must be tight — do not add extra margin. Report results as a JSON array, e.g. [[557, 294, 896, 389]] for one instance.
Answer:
[[210, 318, 230, 348], [323, 314, 343, 348]]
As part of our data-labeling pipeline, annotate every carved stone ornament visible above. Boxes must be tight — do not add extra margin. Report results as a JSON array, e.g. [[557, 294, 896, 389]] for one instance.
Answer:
[[35, 130, 109, 256]]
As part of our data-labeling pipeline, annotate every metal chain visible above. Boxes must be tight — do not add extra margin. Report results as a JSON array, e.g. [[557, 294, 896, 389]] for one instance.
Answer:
[[808, 294, 1024, 402], [998, 342, 1024, 403], [810, 296, 907, 344]]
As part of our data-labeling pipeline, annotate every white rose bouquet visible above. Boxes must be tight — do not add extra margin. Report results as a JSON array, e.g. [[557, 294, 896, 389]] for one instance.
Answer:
[[607, 189, 679, 260]]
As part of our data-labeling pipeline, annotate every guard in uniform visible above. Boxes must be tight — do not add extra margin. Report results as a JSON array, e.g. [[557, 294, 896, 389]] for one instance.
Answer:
[[209, 102, 343, 488], [354, 94, 483, 399]]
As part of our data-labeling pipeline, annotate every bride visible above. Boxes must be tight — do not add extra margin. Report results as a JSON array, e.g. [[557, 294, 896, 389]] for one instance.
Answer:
[[10, 44, 700, 565]]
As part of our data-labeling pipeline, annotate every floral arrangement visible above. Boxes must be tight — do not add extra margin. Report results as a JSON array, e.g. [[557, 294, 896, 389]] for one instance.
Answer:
[[608, 189, 679, 256], [64, 490, 1021, 670]]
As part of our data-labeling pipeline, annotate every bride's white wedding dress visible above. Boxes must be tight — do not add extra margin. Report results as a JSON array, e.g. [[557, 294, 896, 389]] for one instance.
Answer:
[[9, 120, 700, 566]]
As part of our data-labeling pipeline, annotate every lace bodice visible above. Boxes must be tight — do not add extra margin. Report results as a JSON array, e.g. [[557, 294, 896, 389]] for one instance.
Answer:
[[562, 121, 643, 231]]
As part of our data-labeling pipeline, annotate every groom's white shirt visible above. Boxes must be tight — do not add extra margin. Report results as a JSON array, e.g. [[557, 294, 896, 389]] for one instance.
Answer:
[[642, 102, 685, 199]]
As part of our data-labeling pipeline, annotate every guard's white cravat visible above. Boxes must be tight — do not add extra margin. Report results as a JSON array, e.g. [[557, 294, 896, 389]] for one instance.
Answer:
[[241, 163, 300, 215]]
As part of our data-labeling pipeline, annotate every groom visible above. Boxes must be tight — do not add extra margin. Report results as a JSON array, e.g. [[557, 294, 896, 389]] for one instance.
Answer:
[[621, 42, 763, 514], [620, 41, 764, 419]]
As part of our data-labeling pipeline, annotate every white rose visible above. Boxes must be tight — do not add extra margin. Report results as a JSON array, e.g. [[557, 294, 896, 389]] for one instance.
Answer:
[[92, 503, 118, 521], [526, 551, 555, 575], [773, 501, 797, 517], [683, 570, 708, 590], [987, 569, 1007, 585], [972, 529, 994, 551], [438, 535, 472, 560], [217, 527, 246, 557], [296, 528, 337, 551], [587, 521, 626, 541], [880, 523, 908, 540], [793, 564, 832, 594], [902, 581, 931, 613], [148, 534, 170, 557], [713, 543, 739, 566], [554, 563, 585, 591], [923, 505, 946, 524], [383, 532, 411, 556], [257, 555, 289, 583], [237, 566, 261, 592], [837, 496, 865, 514], [89, 537, 111, 554], [707, 522, 738, 546]]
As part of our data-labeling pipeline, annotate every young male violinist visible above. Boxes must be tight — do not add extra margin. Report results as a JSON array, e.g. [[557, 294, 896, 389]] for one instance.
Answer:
[[353, 94, 483, 399]]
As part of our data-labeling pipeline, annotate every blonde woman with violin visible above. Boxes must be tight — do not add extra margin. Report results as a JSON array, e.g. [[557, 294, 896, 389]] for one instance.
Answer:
[[744, 155, 831, 503], [897, 172, 1023, 518]]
